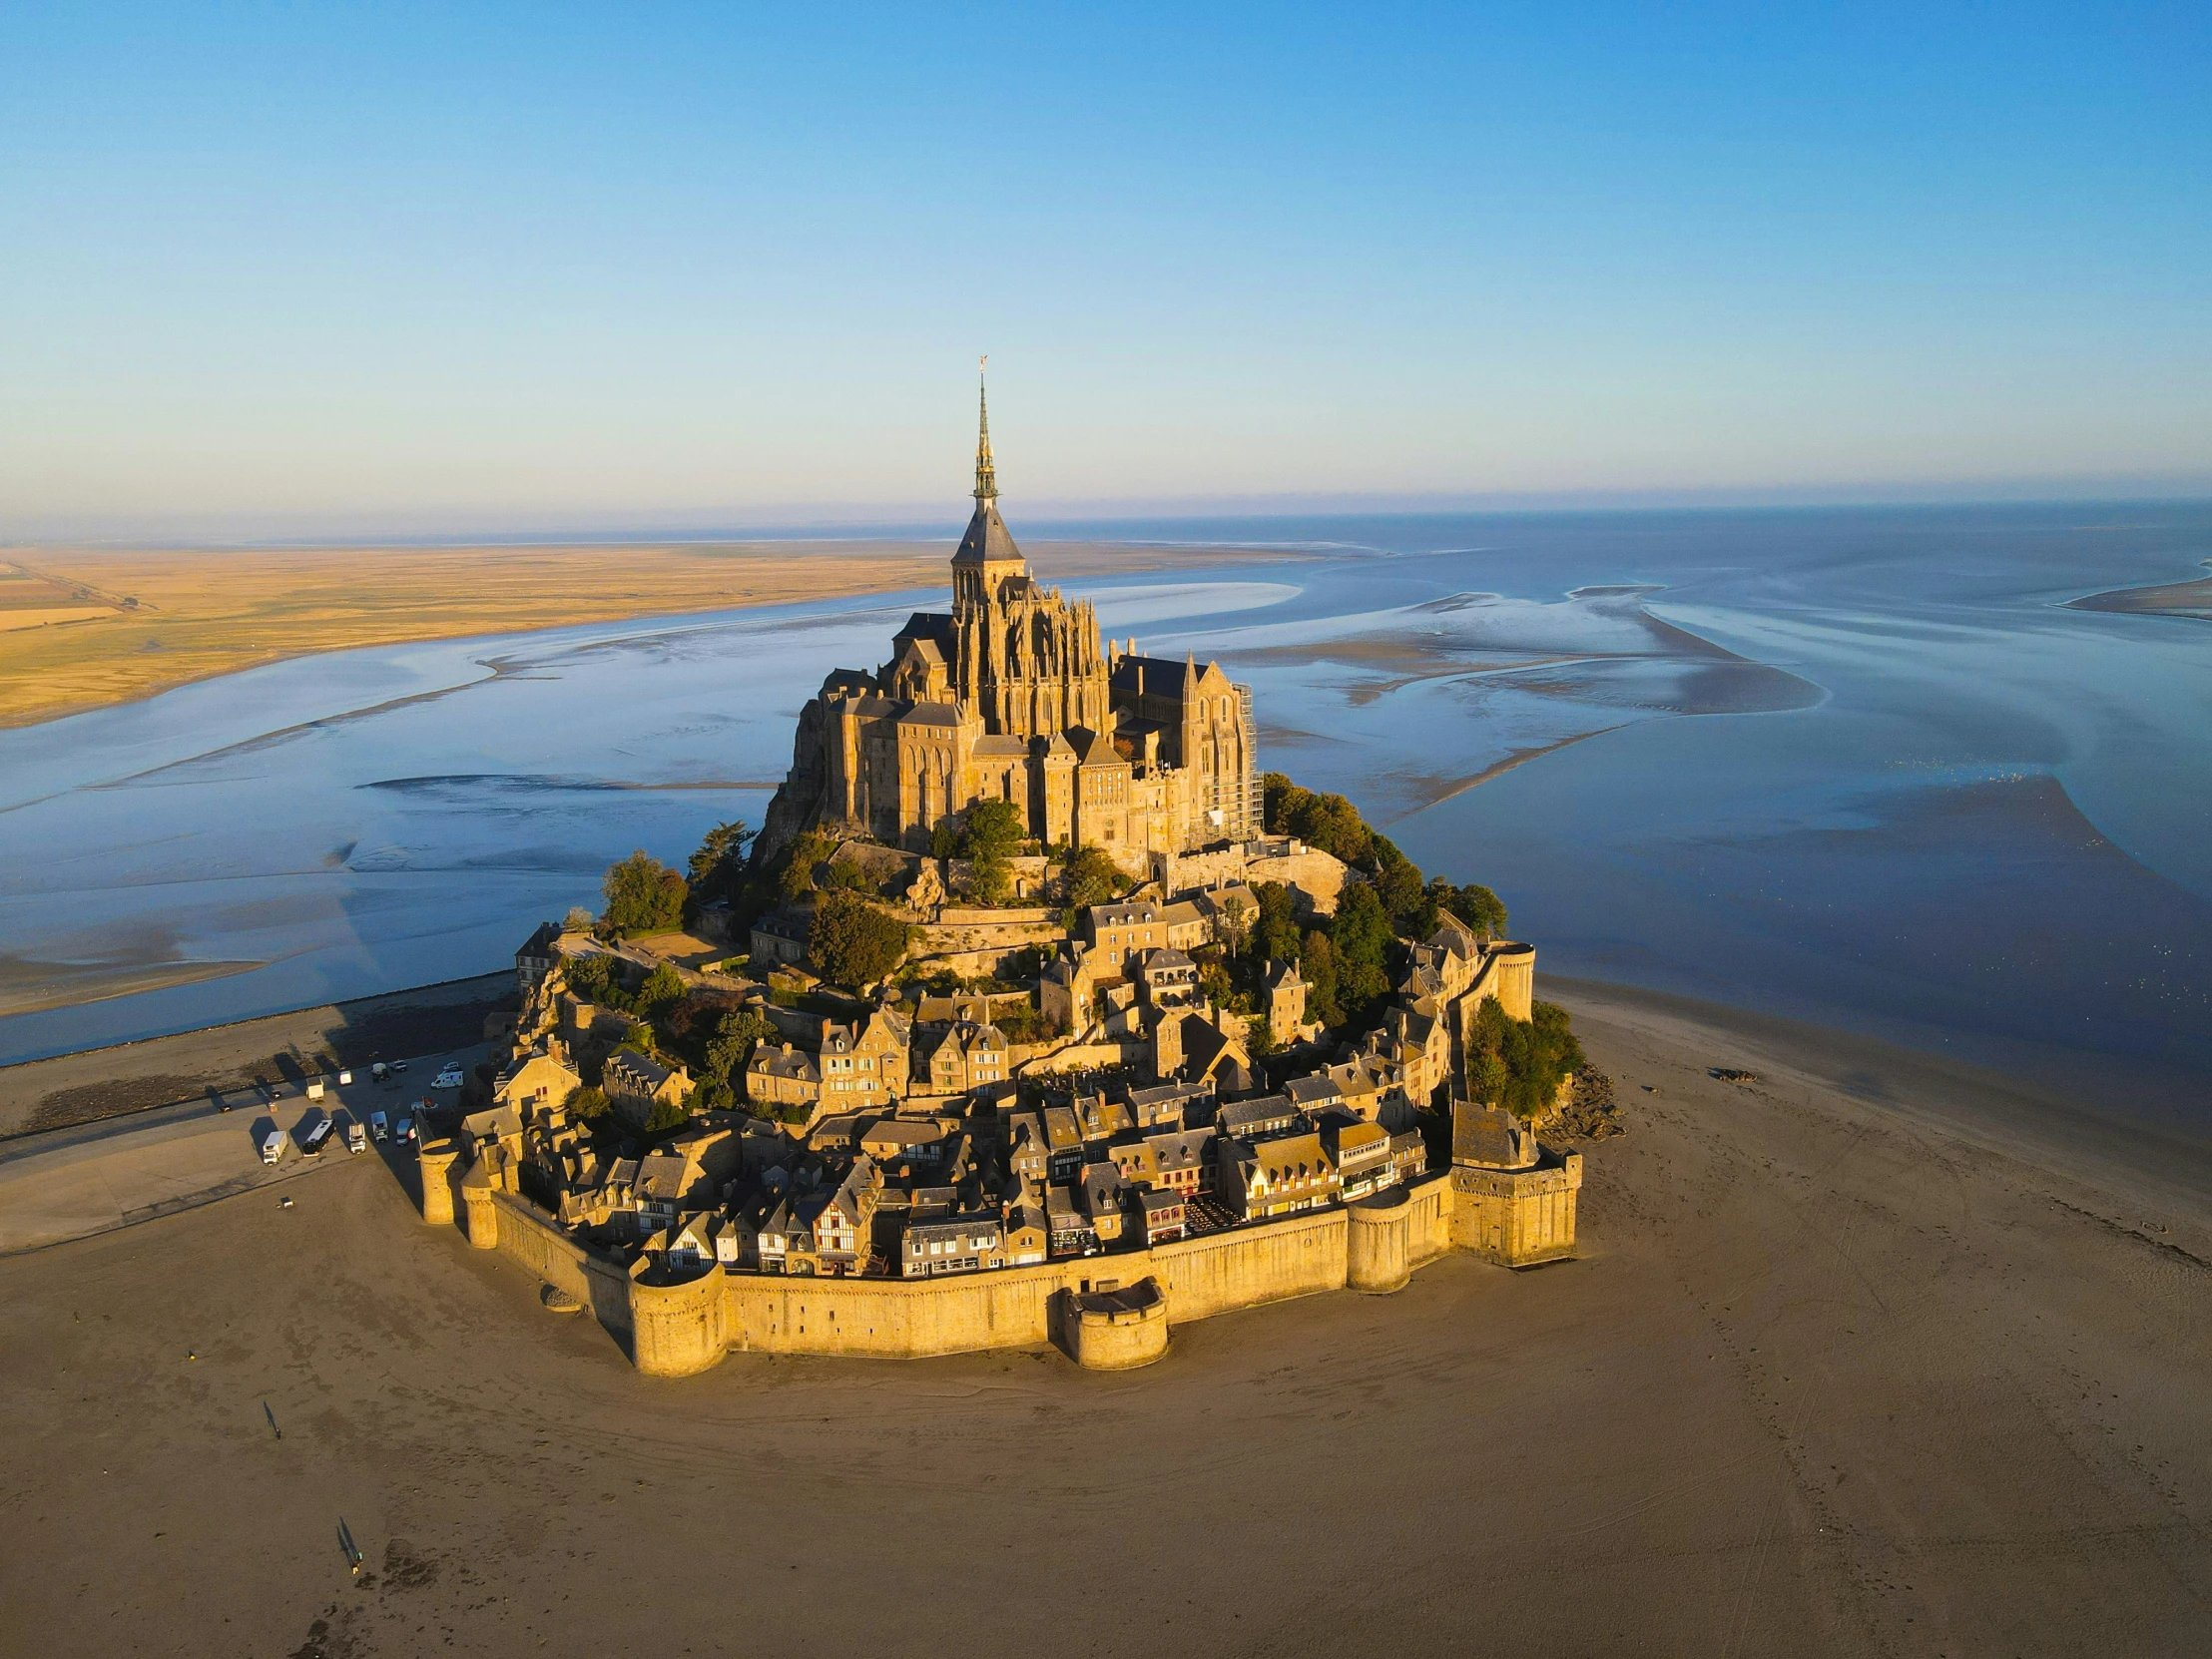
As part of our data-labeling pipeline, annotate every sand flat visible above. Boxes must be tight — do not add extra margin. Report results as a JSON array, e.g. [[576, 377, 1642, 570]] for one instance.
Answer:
[[0, 540, 1290, 730], [1, 983, 2207, 1656]]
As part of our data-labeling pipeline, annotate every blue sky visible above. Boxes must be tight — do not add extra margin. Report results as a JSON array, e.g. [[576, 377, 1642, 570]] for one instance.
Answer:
[[2, 3, 2207, 537]]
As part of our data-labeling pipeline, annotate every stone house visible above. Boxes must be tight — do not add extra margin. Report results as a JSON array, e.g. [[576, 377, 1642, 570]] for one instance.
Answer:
[[1004, 1204, 1049, 1266], [604, 1048, 692, 1125], [912, 1019, 1008, 1096], [816, 1009, 911, 1109], [1079, 1161, 1129, 1244], [812, 1158, 878, 1275], [1046, 1185, 1099, 1258], [901, 1211, 1007, 1278], [1326, 1119, 1395, 1200], [746, 1042, 822, 1113], [494, 1047, 581, 1115], [1264, 959, 1309, 1046], [1223, 1129, 1341, 1220], [1136, 1188, 1186, 1246]]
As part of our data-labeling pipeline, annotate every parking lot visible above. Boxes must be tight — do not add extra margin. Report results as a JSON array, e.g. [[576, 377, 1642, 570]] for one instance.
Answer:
[[0, 1037, 493, 1253]]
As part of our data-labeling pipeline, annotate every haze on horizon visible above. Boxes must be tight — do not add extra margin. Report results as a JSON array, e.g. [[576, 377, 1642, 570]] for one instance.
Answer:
[[2, 2, 2207, 542]]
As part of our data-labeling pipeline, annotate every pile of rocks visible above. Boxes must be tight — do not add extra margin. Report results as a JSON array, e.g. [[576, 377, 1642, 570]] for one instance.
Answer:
[[1551, 1065, 1625, 1140]]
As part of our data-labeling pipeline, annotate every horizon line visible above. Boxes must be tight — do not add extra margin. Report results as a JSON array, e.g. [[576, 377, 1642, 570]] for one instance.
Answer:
[[8, 478, 2211, 552]]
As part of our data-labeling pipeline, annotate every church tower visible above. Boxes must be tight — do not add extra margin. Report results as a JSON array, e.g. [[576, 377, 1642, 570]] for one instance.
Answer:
[[947, 364, 1112, 739], [949, 369, 1028, 609]]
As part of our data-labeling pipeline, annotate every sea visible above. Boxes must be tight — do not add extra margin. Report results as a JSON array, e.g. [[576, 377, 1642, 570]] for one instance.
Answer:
[[2, 503, 2207, 1134]]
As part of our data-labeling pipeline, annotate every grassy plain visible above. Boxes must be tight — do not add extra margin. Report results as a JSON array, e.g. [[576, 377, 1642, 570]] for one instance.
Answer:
[[0, 540, 1250, 730]]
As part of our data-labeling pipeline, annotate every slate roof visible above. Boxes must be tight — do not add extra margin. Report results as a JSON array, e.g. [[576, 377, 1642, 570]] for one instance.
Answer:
[[952, 500, 1025, 567]]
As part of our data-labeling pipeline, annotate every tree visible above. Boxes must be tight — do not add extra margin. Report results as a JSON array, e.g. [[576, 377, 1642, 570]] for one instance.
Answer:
[[685, 819, 754, 911], [1430, 879, 1508, 939], [705, 1007, 772, 1086], [1327, 882, 1394, 1018], [643, 1096, 690, 1134], [1059, 843, 1128, 910], [777, 830, 837, 901], [566, 1084, 609, 1121], [601, 850, 687, 936], [1252, 881, 1302, 964], [565, 951, 614, 1005], [562, 906, 595, 933], [953, 799, 1025, 905], [1369, 836, 1431, 936], [638, 962, 687, 1021], [1300, 929, 1342, 1028], [620, 1023, 657, 1055], [690, 1079, 736, 1114], [1464, 998, 1585, 1119], [1264, 773, 1374, 866], [809, 890, 912, 989]]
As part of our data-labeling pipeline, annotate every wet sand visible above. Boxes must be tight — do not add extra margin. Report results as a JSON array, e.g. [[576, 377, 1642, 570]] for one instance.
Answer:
[[3, 980, 2206, 1657]]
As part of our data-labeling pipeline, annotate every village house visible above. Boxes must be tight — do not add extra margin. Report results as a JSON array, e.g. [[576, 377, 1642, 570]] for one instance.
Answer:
[[815, 1008, 911, 1108], [901, 1211, 1007, 1278], [746, 1041, 822, 1114], [912, 1018, 1008, 1096], [604, 1047, 692, 1125], [1223, 1129, 1341, 1221], [1136, 1188, 1186, 1246]]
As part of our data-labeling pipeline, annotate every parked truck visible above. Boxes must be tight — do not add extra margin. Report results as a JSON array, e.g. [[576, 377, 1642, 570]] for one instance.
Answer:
[[346, 1120, 367, 1155], [299, 1118, 334, 1156], [261, 1129, 287, 1166]]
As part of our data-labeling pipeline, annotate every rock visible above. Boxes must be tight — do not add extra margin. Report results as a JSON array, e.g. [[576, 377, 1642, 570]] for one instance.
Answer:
[[1709, 1068, 1760, 1085], [540, 1284, 583, 1315], [1552, 1065, 1625, 1140]]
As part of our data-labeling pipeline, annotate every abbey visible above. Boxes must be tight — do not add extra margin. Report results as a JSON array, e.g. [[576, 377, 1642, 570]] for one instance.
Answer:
[[760, 386, 1260, 859]]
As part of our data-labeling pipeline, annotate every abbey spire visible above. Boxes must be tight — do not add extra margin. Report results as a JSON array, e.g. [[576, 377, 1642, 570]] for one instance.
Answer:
[[973, 357, 998, 503]]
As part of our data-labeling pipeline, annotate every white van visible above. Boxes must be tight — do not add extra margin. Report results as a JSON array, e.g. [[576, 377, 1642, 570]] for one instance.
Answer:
[[261, 1130, 287, 1166], [305, 1079, 325, 1101], [369, 1110, 389, 1143], [346, 1121, 367, 1155]]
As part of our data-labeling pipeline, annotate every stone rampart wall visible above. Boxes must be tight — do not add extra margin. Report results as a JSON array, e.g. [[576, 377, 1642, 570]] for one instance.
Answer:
[[486, 1191, 595, 1306], [432, 1158, 1514, 1375]]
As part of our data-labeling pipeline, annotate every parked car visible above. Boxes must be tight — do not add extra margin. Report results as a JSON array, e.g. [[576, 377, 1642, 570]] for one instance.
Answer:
[[346, 1121, 367, 1155], [300, 1118, 335, 1156], [432, 1065, 464, 1090], [370, 1061, 388, 1082], [395, 1114, 416, 1144], [369, 1110, 389, 1143], [305, 1079, 325, 1101], [337, 1069, 353, 1086], [389, 1061, 408, 1074], [261, 1130, 287, 1166]]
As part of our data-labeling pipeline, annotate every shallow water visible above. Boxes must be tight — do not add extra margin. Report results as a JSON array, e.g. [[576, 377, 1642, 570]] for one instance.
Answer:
[[2, 504, 2208, 1130]]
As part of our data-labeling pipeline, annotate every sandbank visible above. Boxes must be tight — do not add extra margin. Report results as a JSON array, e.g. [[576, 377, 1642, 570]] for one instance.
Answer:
[[0, 540, 1292, 731], [2065, 566, 2212, 620], [2, 979, 2206, 1656]]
